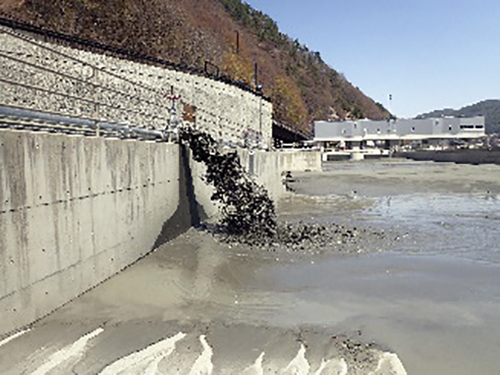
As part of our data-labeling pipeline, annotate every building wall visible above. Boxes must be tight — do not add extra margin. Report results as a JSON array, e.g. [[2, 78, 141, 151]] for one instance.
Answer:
[[314, 117, 485, 142]]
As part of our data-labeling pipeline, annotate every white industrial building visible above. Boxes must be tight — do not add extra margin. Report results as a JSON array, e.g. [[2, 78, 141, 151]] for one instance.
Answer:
[[314, 117, 485, 157]]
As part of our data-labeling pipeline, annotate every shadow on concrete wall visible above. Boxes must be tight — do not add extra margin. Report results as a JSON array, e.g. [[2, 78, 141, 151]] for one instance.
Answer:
[[152, 145, 207, 249]]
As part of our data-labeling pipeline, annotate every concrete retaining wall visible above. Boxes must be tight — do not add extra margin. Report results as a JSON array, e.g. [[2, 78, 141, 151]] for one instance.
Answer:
[[0, 128, 295, 336], [239, 149, 285, 201], [278, 151, 322, 172], [0, 27, 300, 337], [189, 148, 288, 218], [0, 130, 180, 335], [188, 151, 219, 220]]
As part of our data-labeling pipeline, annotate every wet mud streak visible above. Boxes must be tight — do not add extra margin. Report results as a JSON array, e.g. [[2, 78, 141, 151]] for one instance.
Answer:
[[180, 127, 277, 241]]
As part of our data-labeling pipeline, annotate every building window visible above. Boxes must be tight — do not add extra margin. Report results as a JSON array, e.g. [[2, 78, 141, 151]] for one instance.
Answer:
[[411, 127, 415, 132], [449, 125, 453, 131], [475, 125, 484, 129]]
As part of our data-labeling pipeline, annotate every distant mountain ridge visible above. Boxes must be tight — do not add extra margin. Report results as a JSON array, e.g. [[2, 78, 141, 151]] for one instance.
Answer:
[[0, 0, 390, 133], [416, 100, 500, 134]]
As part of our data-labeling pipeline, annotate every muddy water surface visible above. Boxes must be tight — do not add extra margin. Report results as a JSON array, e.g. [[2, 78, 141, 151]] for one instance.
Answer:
[[3, 159, 500, 374], [282, 160, 500, 374]]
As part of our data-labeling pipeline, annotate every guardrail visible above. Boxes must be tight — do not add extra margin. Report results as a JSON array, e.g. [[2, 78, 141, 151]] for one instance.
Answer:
[[0, 105, 163, 140]]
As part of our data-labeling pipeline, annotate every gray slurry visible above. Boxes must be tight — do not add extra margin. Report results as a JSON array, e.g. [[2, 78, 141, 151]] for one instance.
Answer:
[[0, 228, 405, 374], [6, 158, 500, 374]]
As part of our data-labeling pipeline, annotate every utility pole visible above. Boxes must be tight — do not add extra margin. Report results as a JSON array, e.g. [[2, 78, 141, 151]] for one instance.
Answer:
[[259, 95, 263, 148], [90, 66, 100, 136], [235, 30, 240, 54], [254, 62, 258, 88], [388, 94, 393, 118]]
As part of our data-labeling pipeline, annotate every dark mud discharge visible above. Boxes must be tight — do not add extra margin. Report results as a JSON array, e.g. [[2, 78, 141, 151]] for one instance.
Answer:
[[180, 127, 389, 250], [180, 127, 277, 240]]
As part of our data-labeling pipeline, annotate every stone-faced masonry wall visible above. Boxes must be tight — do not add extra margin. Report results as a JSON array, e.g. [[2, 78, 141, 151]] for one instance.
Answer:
[[0, 26, 272, 146]]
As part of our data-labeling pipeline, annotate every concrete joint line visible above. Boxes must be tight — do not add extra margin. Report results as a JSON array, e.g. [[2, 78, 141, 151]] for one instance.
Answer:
[[0, 181, 167, 214]]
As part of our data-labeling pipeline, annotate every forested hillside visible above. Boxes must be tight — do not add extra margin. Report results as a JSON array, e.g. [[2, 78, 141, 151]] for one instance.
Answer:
[[1, 0, 391, 133], [417, 100, 500, 134]]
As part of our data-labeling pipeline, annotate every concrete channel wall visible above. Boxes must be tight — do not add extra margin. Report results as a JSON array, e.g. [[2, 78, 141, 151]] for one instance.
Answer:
[[0, 26, 318, 336], [240, 149, 285, 201], [0, 130, 180, 335], [278, 151, 322, 172], [0, 128, 307, 335]]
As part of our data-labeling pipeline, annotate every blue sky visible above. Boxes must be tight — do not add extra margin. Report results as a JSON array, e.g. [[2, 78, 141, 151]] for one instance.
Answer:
[[245, 0, 500, 118]]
